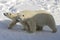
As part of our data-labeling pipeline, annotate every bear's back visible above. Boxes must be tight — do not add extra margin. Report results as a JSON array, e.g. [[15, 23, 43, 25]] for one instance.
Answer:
[[20, 10, 50, 19]]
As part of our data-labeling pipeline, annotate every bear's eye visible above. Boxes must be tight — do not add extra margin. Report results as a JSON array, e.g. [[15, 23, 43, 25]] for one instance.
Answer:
[[10, 14, 11, 15], [22, 15, 24, 17]]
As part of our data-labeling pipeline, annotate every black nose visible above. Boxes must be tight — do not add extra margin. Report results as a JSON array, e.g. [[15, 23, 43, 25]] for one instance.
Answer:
[[3, 13, 6, 16], [3, 13, 5, 15]]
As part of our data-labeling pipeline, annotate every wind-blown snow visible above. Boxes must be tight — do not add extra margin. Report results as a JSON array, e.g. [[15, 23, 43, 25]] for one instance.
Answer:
[[0, 0, 60, 40]]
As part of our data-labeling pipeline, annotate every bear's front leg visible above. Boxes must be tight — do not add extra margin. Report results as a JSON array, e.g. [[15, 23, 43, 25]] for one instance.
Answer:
[[8, 20, 17, 29], [27, 20, 36, 33]]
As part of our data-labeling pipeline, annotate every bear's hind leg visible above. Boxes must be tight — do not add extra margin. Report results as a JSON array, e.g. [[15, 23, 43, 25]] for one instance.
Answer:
[[47, 18, 57, 33], [47, 15, 57, 33], [48, 24, 57, 33]]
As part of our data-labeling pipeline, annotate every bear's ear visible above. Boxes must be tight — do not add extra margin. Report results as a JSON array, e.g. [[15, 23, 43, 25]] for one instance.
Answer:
[[22, 15, 24, 17]]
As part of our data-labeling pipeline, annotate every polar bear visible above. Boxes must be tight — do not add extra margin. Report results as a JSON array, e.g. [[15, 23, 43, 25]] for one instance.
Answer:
[[3, 10, 57, 33]]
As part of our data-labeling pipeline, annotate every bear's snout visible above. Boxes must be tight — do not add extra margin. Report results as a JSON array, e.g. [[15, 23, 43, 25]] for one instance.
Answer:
[[3, 13, 8, 16]]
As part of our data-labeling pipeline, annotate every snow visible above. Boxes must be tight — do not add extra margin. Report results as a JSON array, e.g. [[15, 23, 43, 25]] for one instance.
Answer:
[[0, 0, 60, 40]]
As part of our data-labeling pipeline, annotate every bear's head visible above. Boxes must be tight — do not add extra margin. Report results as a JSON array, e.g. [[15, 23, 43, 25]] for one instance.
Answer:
[[3, 13, 18, 19], [3, 12, 24, 22]]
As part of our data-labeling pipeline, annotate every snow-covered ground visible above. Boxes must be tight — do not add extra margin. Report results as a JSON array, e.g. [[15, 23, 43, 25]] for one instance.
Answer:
[[0, 0, 60, 40]]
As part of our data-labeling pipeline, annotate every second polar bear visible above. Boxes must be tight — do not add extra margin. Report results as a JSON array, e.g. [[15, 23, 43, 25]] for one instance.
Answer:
[[3, 10, 57, 33]]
